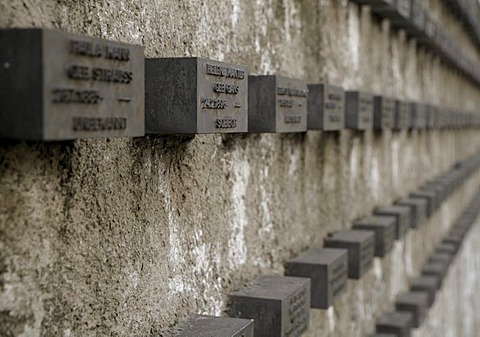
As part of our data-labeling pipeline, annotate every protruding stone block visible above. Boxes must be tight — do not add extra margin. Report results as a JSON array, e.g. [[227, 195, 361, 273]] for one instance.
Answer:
[[307, 84, 345, 131], [0, 28, 145, 140], [394, 100, 409, 130], [395, 292, 429, 327], [373, 96, 395, 130], [410, 275, 440, 306], [395, 197, 428, 228], [248, 75, 308, 133], [345, 91, 374, 130], [374, 205, 411, 239], [229, 275, 310, 337], [376, 311, 413, 337], [352, 216, 396, 257], [146, 57, 247, 134], [323, 230, 375, 279], [285, 248, 348, 309]]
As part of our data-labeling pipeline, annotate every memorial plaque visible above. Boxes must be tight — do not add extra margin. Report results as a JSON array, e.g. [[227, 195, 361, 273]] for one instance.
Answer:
[[394, 100, 409, 130], [426, 105, 436, 129], [410, 102, 427, 129], [307, 84, 345, 131], [410, 190, 436, 216], [395, 292, 429, 327], [374, 205, 411, 239], [421, 261, 448, 284], [376, 311, 413, 337], [373, 96, 395, 130], [352, 216, 396, 257], [229, 275, 310, 337], [436, 242, 456, 255], [345, 91, 374, 130], [324, 230, 375, 279], [423, 181, 445, 205], [442, 235, 462, 253], [429, 252, 453, 267], [249, 75, 308, 133], [174, 315, 254, 337], [145, 57, 247, 134], [0, 28, 144, 140], [285, 248, 348, 309], [395, 197, 428, 228], [410, 275, 440, 306]]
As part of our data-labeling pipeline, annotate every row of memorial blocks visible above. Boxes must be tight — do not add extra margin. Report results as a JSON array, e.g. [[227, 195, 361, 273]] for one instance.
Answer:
[[0, 28, 479, 141], [349, 0, 480, 85], [169, 152, 480, 337]]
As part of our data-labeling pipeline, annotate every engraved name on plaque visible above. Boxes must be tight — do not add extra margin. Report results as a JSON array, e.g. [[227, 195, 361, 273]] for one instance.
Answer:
[[0, 28, 144, 140], [324, 230, 375, 279], [145, 57, 248, 134], [249, 75, 308, 133], [307, 84, 345, 131], [373, 96, 395, 130], [345, 91, 374, 130], [173, 315, 254, 337], [229, 275, 310, 337], [285, 248, 348, 309]]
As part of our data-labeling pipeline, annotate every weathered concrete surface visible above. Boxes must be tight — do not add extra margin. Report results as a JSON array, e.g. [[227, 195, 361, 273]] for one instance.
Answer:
[[1, 1, 480, 336]]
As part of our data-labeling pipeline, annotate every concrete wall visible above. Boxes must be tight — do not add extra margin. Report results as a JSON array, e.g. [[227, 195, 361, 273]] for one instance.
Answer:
[[1, 1, 480, 336]]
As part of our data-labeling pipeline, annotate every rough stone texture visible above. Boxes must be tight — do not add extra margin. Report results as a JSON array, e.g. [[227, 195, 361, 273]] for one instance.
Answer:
[[0, 1, 480, 336]]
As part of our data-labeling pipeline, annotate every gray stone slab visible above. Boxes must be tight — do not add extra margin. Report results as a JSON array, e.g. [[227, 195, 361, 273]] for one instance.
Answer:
[[376, 311, 413, 337], [285, 248, 348, 309], [307, 84, 345, 131], [174, 315, 254, 337], [410, 102, 427, 129], [436, 243, 456, 255], [374, 205, 411, 239], [395, 292, 429, 327], [429, 252, 453, 267], [145, 57, 248, 134], [229, 275, 310, 337], [410, 190, 436, 216], [395, 197, 428, 228], [323, 230, 375, 279], [394, 100, 409, 130], [0, 28, 144, 140], [410, 275, 440, 306], [249, 75, 308, 133], [352, 216, 396, 257], [422, 261, 449, 284], [373, 96, 395, 130], [345, 91, 374, 130]]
